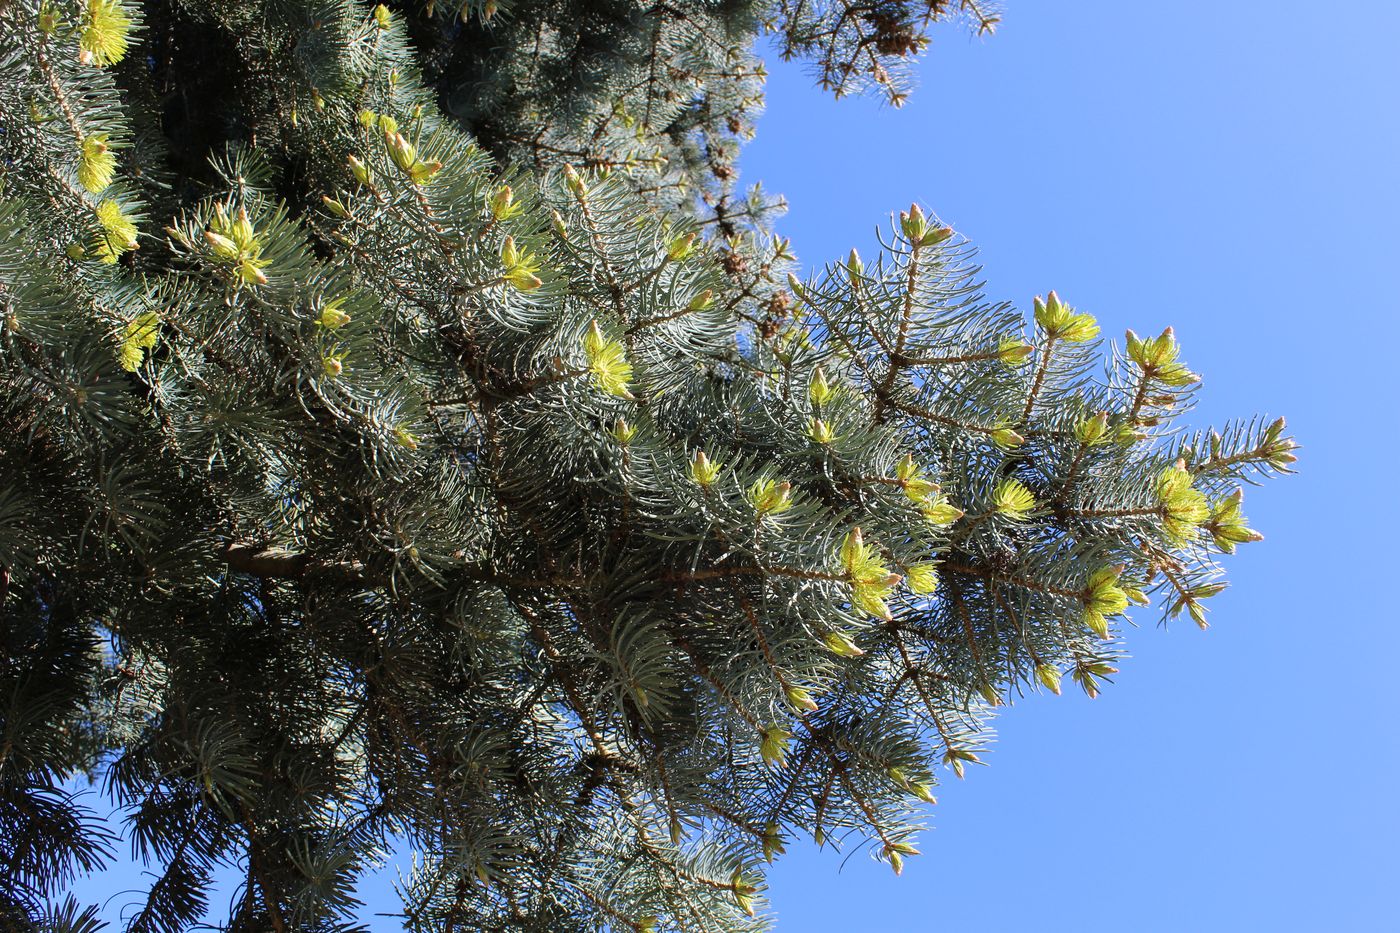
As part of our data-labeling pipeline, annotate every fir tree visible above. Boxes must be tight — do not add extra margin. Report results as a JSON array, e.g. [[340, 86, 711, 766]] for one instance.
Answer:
[[0, 0, 1295, 930]]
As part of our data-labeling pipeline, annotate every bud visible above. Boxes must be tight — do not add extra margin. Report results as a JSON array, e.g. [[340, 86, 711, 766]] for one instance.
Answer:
[[807, 418, 836, 445], [316, 298, 351, 329], [687, 289, 714, 311], [786, 272, 805, 303], [1207, 488, 1264, 553], [762, 821, 785, 863], [612, 418, 637, 445], [846, 248, 863, 279], [582, 320, 633, 397], [732, 869, 757, 917], [899, 203, 928, 243], [921, 497, 964, 526], [385, 131, 417, 173], [563, 164, 586, 197], [1074, 411, 1111, 447], [747, 478, 793, 516], [391, 425, 419, 450], [236, 258, 269, 286], [823, 630, 864, 658], [1034, 291, 1099, 342], [943, 747, 980, 780], [348, 154, 372, 186], [689, 450, 721, 487], [990, 426, 1025, 449], [997, 337, 1034, 365], [784, 684, 818, 712], [230, 206, 255, 252], [373, 3, 391, 28], [79, 0, 133, 68], [666, 232, 697, 262], [808, 366, 834, 406], [759, 725, 791, 768], [322, 354, 344, 378], [321, 195, 351, 218], [489, 185, 520, 221], [899, 203, 953, 248], [501, 236, 543, 291], [1035, 662, 1062, 695], [203, 230, 240, 261], [86, 204, 136, 266]]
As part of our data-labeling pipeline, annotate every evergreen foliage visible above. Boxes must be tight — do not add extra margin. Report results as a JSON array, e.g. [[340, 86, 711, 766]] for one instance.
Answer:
[[0, 0, 1294, 929]]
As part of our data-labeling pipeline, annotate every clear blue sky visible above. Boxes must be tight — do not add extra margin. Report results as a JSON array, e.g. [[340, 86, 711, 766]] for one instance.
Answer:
[[742, 2, 1399, 930], [66, 3, 1398, 930]]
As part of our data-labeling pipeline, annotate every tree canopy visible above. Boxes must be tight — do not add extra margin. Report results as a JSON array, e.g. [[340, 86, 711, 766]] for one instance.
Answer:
[[0, 0, 1294, 929]]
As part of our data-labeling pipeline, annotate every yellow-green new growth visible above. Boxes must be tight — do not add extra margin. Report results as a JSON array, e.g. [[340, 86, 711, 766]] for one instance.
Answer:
[[762, 821, 786, 863], [809, 366, 834, 406], [899, 203, 954, 248], [93, 199, 137, 263], [807, 418, 836, 445], [611, 418, 637, 445], [1074, 411, 1112, 447], [759, 724, 791, 768], [347, 155, 372, 187], [689, 450, 721, 487], [582, 321, 634, 397], [990, 425, 1025, 449], [906, 562, 938, 595], [784, 683, 818, 712], [1126, 327, 1199, 386], [78, 134, 116, 194], [205, 204, 268, 285], [500, 236, 542, 291], [384, 130, 442, 185], [922, 494, 965, 526], [997, 336, 1034, 366], [489, 185, 522, 221], [839, 527, 901, 620], [992, 477, 1037, 521], [823, 630, 865, 658], [666, 232, 697, 262], [1082, 565, 1130, 638], [1206, 489, 1263, 553], [747, 478, 793, 516], [1033, 291, 1099, 343], [117, 311, 160, 372], [79, 0, 133, 67], [316, 297, 351, 329], [1156, 460, 1209, 543], [731, 869, 758, 917], [895, 453, 938, 506]]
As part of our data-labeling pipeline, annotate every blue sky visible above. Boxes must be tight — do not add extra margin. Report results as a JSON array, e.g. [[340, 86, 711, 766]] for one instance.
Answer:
[[742, 2, 1399, 930], [66, 3, 1398, 930]]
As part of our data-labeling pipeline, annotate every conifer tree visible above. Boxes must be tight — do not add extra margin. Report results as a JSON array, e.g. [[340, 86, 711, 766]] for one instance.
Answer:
[[0, 0, 1295, 930]]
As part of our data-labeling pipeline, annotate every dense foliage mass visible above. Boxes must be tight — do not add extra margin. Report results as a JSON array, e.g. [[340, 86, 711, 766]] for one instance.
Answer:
[[0, 0, 1293, 930]]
